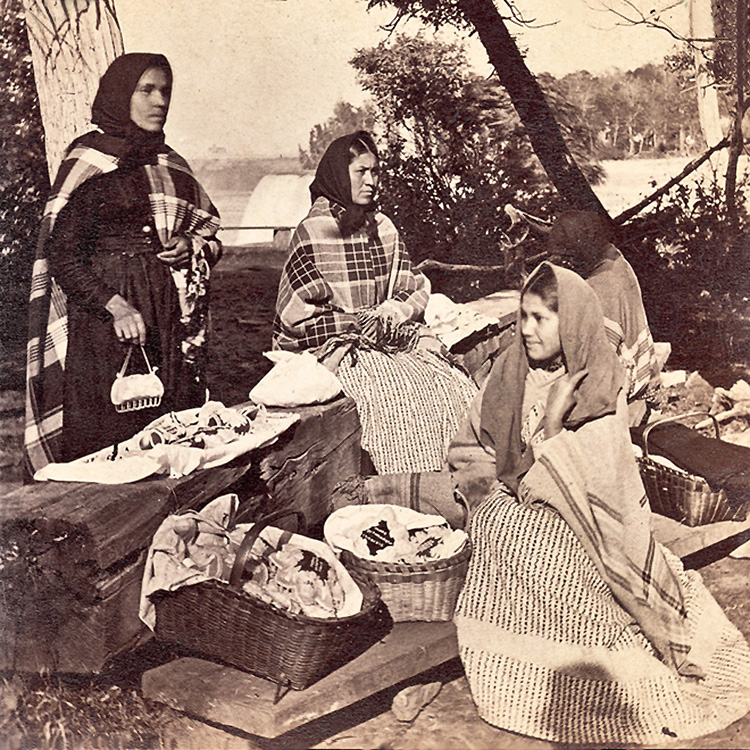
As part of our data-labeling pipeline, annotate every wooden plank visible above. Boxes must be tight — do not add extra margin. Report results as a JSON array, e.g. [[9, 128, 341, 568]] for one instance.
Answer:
[[0, 398, 361, 673], [141, 621, 458, 739], [652, 512, 750, 560], [259, 430, 362, 528], [1, 398, 359, 570], [0, 551, 149, 673]]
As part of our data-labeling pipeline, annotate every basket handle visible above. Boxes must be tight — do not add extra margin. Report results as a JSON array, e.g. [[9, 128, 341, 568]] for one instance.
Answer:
[[117, 344, 157, 378], [228, 509, 306, 589], [642, 410, 720, 459]]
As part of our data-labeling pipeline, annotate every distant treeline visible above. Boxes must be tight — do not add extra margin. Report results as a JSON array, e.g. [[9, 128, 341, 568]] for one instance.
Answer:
[[555, 63, 704, 160]]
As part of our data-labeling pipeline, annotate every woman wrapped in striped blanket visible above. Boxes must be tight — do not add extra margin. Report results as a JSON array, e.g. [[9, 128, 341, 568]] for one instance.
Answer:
[[447, 262, 750, 745]]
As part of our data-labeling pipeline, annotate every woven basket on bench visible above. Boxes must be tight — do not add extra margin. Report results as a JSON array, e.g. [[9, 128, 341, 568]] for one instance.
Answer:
[[636, 412, 748, 527], [339, 539, 471, 623], [152, 510, 390, 691]]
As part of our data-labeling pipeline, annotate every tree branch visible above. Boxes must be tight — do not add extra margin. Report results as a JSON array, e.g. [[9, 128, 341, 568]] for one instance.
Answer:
[[614, 137, 731, 224]]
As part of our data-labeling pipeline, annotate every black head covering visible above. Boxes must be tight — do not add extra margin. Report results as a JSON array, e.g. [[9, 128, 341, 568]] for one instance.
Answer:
[[309, 130, 379, 235], [89, 52, 172, 165], [547, 210, 615, 259]]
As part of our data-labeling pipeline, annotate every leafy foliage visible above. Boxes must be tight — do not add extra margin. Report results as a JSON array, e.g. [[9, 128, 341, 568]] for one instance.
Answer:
[[345, 33, 599, 266], [299, 100, 376, 170], [557, 64, 704, 160], [0, 0, 48, 352]]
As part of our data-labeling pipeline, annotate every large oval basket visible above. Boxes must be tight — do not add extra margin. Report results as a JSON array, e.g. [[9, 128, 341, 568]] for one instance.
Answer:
[[152, 510, 391, 691], [340, 539, 472, 623]]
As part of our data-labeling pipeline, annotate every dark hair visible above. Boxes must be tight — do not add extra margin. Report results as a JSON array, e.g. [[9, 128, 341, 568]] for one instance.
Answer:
[[548, 210, 613, 258], [348, 131, 378, 164], [523, 263, 558, 312]]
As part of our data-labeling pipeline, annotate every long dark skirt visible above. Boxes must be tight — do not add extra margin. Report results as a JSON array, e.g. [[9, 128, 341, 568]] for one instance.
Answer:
[[62, 253, 204, 461]]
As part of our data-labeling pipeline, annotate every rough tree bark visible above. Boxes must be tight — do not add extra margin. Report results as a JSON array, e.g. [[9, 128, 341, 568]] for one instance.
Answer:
[[725, 0, 748, 228], [22, 0, 123, 181], [456, 0, 608, 216]]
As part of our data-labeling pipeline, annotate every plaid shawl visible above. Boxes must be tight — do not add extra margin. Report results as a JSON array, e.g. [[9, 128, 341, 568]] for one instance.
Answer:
[[587, 249, 658, 401], [25, 139, 221, 473], [273, 197, 430, 352]]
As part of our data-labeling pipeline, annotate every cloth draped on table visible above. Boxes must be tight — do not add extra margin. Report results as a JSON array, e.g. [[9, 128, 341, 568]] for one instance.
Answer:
[[25, 54, 221, 473], [273, 184, 476, 474], [449, 262, 750, 744]]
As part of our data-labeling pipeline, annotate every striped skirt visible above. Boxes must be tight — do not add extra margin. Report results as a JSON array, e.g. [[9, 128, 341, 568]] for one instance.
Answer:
[[454, 490, 750, 745], [336, 348, 477, 475]]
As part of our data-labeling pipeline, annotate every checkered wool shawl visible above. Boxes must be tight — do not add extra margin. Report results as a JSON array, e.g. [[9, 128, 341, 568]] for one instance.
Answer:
[[25, 137, 221, 473], [273, 197, 430, 352], [587, 248, 658, 401]]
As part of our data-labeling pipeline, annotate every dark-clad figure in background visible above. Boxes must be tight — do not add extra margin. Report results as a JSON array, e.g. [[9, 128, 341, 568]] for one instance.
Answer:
[[25, 53, 222, 471], [548, 209, 659, 425]]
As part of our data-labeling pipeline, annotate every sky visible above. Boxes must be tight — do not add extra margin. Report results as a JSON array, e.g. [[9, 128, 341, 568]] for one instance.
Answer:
[[116, 0, 689, 161]]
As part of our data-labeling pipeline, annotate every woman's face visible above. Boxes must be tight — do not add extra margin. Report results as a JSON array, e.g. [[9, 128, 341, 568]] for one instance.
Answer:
[[521, 292, 562, 363], [130, 67, 171, 132], [349, 151, 379, 205]]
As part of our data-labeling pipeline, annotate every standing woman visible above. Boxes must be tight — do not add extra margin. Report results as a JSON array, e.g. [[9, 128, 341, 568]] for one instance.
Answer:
[[273, 131, 477, 474], [448, 262, 750, 745], [25, 53, 222, 470]]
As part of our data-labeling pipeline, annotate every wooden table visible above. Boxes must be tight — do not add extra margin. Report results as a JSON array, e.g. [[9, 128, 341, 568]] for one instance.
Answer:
[[0, 397, 361, 673]]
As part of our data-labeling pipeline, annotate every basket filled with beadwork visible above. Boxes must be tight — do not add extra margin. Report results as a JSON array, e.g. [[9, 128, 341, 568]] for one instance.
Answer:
[[324, 504, 471, 622]]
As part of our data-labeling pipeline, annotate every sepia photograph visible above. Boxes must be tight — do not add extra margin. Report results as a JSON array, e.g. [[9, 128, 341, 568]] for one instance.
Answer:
[[1, 0, 749, 747]]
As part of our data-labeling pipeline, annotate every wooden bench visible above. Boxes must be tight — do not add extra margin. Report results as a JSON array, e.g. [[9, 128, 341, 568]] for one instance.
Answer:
[[0, 397, 361, 673], [140, 513, 750, 742]]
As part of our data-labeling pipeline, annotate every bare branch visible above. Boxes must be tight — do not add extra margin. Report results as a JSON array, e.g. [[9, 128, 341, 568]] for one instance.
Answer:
[[415, 259, 508, 273], [614, 137, 731, 224], [606, 0, 692, 44]]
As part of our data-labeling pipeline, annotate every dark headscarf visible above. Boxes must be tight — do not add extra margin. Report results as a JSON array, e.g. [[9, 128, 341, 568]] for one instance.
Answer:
[[480, 263, 624, 491], [309, 130, 379, 235], [88, 52, 172, 165]]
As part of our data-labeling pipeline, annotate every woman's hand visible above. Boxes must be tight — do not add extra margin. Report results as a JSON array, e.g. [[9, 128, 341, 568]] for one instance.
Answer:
[[156, 235, 191, 267], [544, 369, 588, 439], [106, 294, 147, 345]]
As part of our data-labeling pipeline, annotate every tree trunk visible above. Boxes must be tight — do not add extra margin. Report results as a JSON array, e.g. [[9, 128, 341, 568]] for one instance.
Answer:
[[456, 0, 608, 216], [689, 0, 726, 170], [725, 0, 748, 228], [22, 0, 123, 182]]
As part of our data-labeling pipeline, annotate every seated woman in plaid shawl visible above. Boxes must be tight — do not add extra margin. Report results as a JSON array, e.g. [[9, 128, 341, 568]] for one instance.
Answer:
[[273, 131, 477, 475], [448, 262, 750, 745], [25, 53, 221, 471]]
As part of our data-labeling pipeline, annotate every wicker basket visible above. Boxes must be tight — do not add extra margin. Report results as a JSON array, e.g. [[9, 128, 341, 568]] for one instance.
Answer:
[[636, 411, 748, 527], [152, 510, 391, 691], [339, 539, 472, 622]]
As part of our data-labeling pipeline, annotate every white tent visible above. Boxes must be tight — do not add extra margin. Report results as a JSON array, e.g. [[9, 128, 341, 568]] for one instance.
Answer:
[[223, 173, 314, 247]]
